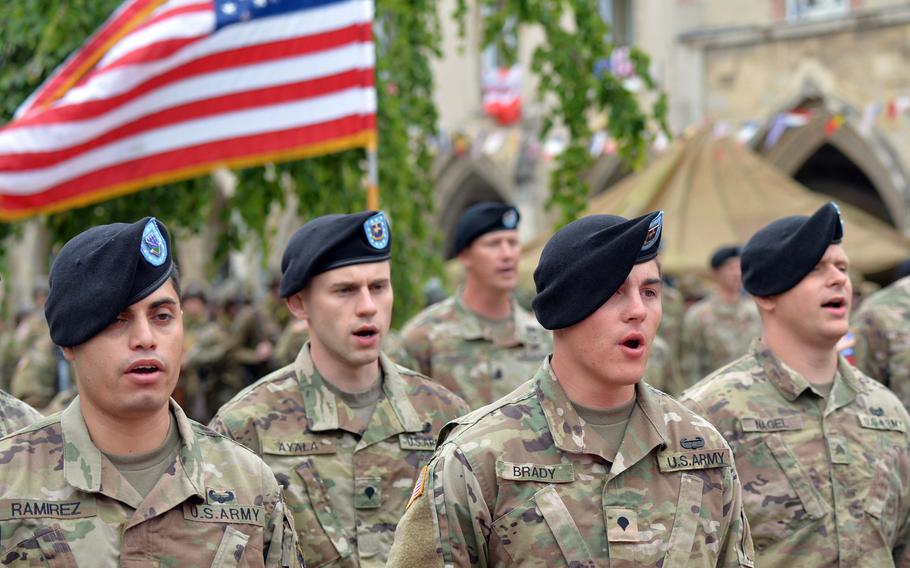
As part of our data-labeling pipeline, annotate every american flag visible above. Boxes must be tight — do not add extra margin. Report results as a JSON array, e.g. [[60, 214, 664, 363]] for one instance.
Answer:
[[0, 0, 376, 220]]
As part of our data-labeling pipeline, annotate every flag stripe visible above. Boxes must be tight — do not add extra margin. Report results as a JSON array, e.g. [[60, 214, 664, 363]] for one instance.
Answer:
[[0, 87, 376, 193], [3, 26, 372, 137], [60, 1, 371, 108], [25, 0, 169, 115], [0, 69, 373, 170], [0, 117, 376, 214]]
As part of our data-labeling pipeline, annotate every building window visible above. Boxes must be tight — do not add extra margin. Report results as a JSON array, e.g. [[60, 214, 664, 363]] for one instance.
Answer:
[[786, 0, 849, 21], [599, 0, 633, 45]]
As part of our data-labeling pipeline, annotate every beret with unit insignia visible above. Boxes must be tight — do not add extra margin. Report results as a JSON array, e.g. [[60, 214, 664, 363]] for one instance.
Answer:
[[532, 211, 663, 330], [280, 211, 391, 299], [449, 202, 520, 259], [45, 217, 175, 347], [709, 245, 742, 270], [742, 202, 844, 297]]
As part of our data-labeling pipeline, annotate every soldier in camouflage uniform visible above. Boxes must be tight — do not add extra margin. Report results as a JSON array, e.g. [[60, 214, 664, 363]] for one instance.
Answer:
[[0, 388, 42, 436], [397, 203, 551, 409], [180, 285, 229, 421], [852, 271, 910, 410], [0, 217, 300, 566], [389, 211, 754, 568], [10, 330, 64, 409], [211, 211, 469, 567], [681, 203, 910, 565], [677, 246, 760, 394], [642, 334, 675, 394]]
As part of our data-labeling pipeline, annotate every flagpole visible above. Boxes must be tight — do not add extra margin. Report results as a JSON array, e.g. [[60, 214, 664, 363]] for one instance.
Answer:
[[366, 138, 379, 210]]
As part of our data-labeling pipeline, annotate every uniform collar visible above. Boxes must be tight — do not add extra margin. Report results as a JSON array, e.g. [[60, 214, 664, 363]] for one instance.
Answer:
[[453, 290, 532, 346], [537, 358, 669, 474], [752, 338, 865, 406], [295, 343, 424, 435], [62, 397, 205, 511]]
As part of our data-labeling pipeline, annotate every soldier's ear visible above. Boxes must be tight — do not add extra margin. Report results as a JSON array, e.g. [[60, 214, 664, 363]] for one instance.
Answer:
[[61, 346, 76, 361], [286, 293, 308, 321], [752, 294, 776, 314]]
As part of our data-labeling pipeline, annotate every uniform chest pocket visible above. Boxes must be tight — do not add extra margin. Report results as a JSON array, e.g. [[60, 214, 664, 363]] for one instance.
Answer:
[[211, 526, 252, 568], [738, 434, 828, 551], [0, 525, 78, 568], [294, 459, 351, 567], [492, 485, 595, 568], [865, 446, 910, 550], [605, 473, 705, 567]]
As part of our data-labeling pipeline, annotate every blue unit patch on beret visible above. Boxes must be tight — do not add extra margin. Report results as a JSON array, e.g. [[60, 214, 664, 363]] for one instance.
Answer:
[[502, 208, 519, 229], [364, 212, 389, 250], [641, 211, 663, 252], [141, 218, 168, 267]]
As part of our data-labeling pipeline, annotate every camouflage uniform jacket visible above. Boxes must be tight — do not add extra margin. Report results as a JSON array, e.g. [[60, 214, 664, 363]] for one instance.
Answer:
[[209, 344, 469, 568], [678, 295, 760, 392], [11, 332, 73, 412], [643, 335, 678, 396], [389, 359, 755, 568], [680, 339, 910, 566], [853, 276, 910, 410], [0, 396, 300, 567], [0, 388, 42, 437], [397, 293, 551, 409]]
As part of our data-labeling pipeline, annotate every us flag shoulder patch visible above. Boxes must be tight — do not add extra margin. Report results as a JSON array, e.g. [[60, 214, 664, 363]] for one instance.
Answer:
[[406, 466, 429, 511]]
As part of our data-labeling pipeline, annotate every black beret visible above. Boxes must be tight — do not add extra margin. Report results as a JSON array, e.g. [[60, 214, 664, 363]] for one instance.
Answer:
[[742, 202, 844, 297], [280, 211, 391, 298], [45, 217, 175, 347], [449, 202, 520, 259], [709, 245, 742, 270], [532, 211, 663, 330]]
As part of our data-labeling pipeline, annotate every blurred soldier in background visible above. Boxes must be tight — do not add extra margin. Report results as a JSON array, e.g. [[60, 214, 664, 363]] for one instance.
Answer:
[[677, 245, 759, 394], [180, 284, 228, 421], [852, 258, 910, 409], [396, 203, 551, 409]]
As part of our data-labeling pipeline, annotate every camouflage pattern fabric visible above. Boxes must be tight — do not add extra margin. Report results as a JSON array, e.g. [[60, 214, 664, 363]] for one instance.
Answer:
[[396, 293, 551, 409], [643, 335, 678, 395], [210, 344, 469, 568], [182, 313, 230, 421], [681, 339, 910, 566], [271, 321, 309, 370], [677, 295, 760, 392], [852, 276, 910, 410], [388, 359, 755, 567], [0, 397, 301, 567], [10, 332, 73, 412], [657, 284, 685, 360], [0, 389, 42, 437]]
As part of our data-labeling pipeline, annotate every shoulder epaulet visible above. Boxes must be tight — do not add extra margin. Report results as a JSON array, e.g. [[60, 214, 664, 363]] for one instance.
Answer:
[[437, 380, 536, 444], [216, 363, 298, 415]]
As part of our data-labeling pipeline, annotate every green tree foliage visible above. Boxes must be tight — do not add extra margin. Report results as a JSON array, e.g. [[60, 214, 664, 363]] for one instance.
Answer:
[[457, 0, 669, 225]]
